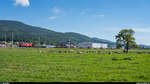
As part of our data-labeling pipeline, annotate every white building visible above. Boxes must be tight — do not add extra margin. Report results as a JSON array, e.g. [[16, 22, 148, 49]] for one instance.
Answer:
[[77, 42, 108, 49]]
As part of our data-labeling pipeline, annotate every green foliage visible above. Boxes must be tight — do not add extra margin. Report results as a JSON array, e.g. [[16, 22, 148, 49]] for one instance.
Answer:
[[115, 29, 137, 53]]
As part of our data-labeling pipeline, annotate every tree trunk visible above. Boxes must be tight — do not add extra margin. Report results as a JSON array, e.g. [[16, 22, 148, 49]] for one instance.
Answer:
[[126, 41, 129, 53]]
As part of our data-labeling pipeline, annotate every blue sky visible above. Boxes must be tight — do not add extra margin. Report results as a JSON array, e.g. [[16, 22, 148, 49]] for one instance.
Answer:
[[0, 0, 150, 45]]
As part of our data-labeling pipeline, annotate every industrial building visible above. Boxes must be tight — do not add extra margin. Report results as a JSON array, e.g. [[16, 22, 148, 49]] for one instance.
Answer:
[[77, 42, 108, 49]]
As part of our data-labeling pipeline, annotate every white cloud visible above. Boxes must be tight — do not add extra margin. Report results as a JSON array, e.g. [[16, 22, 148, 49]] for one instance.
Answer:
[[92, 14, 105, 18], [80, 9, 89, 15], [14, 0, 30, 7], [52, 7, 62, 14], [48, 7, 64, 20], [95, 14, 104, 17], [80, 11, 86, 15], [133, 28, 150, 33], [116, 24, 150, 33], [96, 14, 104, 17], [48, 16, 59, 20]]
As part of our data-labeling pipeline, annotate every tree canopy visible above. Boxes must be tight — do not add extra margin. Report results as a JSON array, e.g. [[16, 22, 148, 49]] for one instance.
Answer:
[[115, 29, 137, 53]]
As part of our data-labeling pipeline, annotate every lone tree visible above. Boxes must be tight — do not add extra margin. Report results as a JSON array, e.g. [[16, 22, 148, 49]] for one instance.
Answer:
[[115, 29, 137, 53]]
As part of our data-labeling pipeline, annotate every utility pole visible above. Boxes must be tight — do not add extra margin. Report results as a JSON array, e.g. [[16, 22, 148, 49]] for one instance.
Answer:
[[75, 40, 77, 48], [39, 37, 41, 45], [68, 39, 71, 49], [12, 32, 14, 47], [31, 33, 33, 44], [5, 33, 7, 46], [32, 37, 33, 44]]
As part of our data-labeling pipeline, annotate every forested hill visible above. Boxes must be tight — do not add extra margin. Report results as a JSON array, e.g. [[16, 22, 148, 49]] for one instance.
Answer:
[[0, 20, 115, 45]]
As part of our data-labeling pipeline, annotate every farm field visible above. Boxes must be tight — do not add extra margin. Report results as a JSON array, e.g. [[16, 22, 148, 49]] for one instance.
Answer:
[[0, 48, 150, 82]]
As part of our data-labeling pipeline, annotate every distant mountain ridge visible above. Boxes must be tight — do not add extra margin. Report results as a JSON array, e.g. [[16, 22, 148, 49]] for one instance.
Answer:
[[0, 20, 115, 45]]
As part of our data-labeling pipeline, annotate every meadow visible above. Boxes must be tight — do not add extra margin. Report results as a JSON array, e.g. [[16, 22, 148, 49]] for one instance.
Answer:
[[0, 48, 150, 82]]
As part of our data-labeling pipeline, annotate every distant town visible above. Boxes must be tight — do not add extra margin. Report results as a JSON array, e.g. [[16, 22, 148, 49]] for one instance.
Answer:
[[0, 40, 149, 50], [0, 40, 109, 49]]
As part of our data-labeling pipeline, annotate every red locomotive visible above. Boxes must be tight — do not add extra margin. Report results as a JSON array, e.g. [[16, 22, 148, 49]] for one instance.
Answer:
[[20, 43, 32, 47]]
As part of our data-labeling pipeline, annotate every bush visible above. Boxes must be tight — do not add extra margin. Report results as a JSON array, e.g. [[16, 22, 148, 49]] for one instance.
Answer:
[[123, 57, 132, 60], [112, 57, 119, 60]]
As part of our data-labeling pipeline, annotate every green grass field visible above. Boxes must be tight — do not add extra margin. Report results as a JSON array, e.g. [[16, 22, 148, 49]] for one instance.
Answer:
[[0, 48, 150, 82]]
